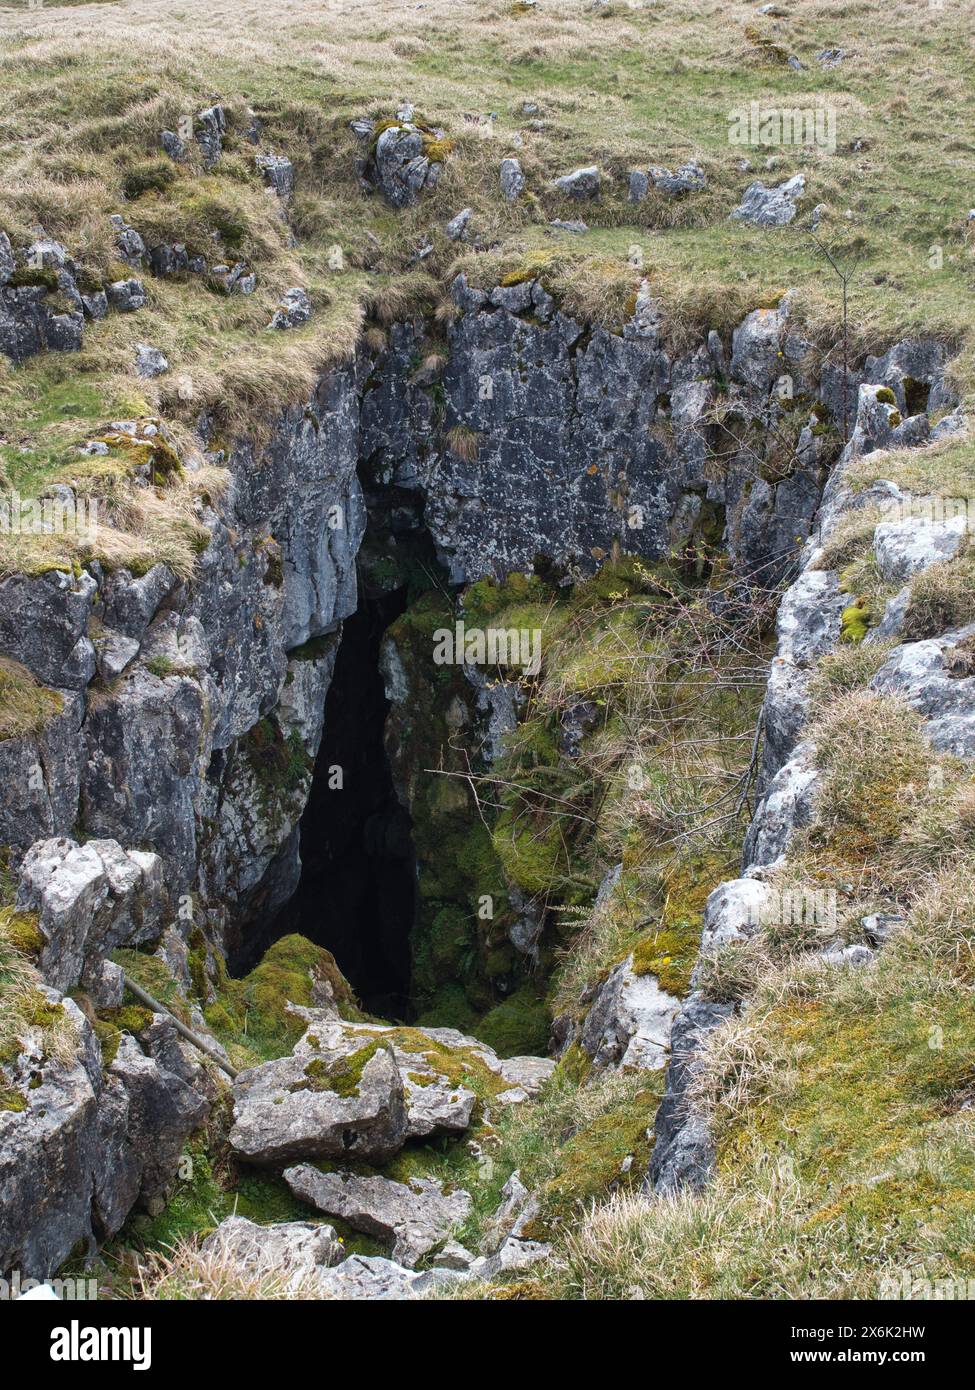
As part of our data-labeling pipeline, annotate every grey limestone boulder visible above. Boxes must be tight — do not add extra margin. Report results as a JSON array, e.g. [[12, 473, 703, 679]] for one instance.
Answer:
[[16, 836, 168, 991], [255, 152, 294, 200], [500, 157, 525, 201], [648, 160, 706, 195], [134, 343, 169, 378], [580, 954, 681, 1072], [269, 287, 312, 331], [229, 1041, 408, 1165], [553, 165, 601, 199], [284, 1164, 472, 1268], [730, 174, 805, 226], [373, 124, 442, 208], [195, 104, 225, 169]]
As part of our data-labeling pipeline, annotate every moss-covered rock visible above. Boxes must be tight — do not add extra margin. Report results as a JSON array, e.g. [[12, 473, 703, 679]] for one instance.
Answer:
[[205, 934, 363, 1066]]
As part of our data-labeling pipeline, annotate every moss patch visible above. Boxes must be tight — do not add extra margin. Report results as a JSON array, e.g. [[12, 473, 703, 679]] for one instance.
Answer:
[[476, 986, 551, 1058], [290, 1041, 385, 1099]]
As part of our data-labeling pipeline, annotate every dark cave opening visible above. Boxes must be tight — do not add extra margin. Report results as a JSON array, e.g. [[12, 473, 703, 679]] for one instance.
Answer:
[[261, 580, 417, 1018]]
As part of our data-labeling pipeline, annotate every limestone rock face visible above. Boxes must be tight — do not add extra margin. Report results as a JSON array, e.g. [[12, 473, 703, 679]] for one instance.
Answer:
[[362, 280, 836, 591], [0, 997, 103, 1278], [742, 741, 820, 869], [650, 337, 964, 1198], [730, 304, 789, 391], [754, 567, 845, 793], [649, 994, 735, 1195], [580, 954, 681, 1072], [0, 690, 84, 854], [80, 664, 213, 885], [0, 570, 97, 690], [284, 1165, 472, 1267], [106, 1036, 208, 1206], [0, 995, 208, 1279], [16, 837, 168, 992]]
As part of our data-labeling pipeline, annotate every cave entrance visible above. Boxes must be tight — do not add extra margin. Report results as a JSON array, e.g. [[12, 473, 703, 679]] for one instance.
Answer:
[[264, 579, 416, 1018]]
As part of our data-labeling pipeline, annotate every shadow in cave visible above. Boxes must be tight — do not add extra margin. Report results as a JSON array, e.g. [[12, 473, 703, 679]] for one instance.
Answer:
[[253, 581, 416, 1019]]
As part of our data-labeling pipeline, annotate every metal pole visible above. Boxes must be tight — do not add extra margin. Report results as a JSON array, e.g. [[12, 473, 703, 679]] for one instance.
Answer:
[[122, 972, 239, 1079]]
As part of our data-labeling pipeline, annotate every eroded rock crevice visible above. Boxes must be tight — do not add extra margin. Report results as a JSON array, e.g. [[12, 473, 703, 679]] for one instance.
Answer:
[[253, 581, 416, 1019]]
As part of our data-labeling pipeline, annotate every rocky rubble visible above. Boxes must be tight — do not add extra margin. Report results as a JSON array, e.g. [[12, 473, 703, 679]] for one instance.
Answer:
[[229, 1009, 553, 1168], [197, 1160, 552, 1299]]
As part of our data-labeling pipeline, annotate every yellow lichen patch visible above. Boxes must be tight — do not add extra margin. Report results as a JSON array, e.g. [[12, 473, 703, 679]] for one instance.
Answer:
[[839, 596, 872, 644]]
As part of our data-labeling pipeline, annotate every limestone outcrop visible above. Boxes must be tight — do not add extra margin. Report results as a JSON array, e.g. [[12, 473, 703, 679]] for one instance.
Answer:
[[648, 359, 970, 1194]]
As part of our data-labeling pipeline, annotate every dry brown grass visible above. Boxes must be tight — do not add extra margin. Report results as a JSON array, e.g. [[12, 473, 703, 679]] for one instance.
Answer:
[[132, 1235, 329, 1300], [0, 654, 64, 739]]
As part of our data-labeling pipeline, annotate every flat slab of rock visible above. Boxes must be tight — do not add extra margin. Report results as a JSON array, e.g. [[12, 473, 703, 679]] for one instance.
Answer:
[[497, 1055, 556, 1095], [470, 1236, 552, 1281], [229, 1042, 407, 1165], [284, 1164, 472, 1267], [315, 1254, 443, 1300]]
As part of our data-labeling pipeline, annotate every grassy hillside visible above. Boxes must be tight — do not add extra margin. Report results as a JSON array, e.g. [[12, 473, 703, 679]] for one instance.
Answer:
[[1, 0, 973, 512]]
